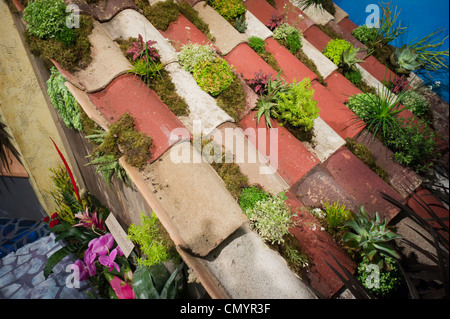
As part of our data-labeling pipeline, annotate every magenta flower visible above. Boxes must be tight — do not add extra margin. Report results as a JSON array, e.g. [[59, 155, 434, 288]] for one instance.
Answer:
[[71, 260, 89, 281], [91, 233, 114, 256], [83, 247, 97, 276], [99, 247, 121, 272]]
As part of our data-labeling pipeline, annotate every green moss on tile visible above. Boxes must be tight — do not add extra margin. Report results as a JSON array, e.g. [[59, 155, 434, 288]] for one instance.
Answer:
[[24, 14, 94, 72], [215, 74, 247, 122]]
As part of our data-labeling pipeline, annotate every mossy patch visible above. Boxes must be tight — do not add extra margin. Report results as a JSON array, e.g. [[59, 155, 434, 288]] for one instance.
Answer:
[[198, 139, 249, 199], [135, 0, 213, 40], [96, 113, 153, 169], [24, 14, 94, 72], [215, 74, 247, 122], [116, 37, 190, 117], [345, 137, 390, 184]]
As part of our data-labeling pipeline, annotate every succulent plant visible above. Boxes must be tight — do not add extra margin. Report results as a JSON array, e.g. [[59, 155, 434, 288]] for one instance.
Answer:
[[340, 47, 365, 71], [343, 206, 402, 269], [266, 11, 285, 31], [390, 45, 421, 74]]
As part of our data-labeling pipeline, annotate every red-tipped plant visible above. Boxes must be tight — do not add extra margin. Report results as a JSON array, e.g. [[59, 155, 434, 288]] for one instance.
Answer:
[[50, 137, 81, 203], [246, 70, 273, 95], [126, 34, 160, 62], [266, 12, 285, 31]]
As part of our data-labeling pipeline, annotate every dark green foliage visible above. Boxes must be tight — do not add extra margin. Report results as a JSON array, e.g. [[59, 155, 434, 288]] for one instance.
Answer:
[[215, 74, 247, 122], [24, 15, 94, 71], [44, 243, 84, 279], [238, 186, 269, 211], [248, 36, 267, 54], [344, 68, 363, 85]]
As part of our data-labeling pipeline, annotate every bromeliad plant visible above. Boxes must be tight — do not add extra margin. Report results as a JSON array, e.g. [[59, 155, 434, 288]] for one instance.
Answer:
[[343, 206, 402, 269], [266, 11, 285, 31], [126, 34, 160, 62]]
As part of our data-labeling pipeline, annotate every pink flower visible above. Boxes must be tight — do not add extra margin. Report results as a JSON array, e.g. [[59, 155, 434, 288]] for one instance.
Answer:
[[99, 247, 121, 272], [73, 207, 105, 231], [71, 260, 89, 281], [91, 233, 114, 256]]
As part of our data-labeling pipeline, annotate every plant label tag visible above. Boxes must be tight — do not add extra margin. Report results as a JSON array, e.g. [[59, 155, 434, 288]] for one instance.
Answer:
[[105, 213, 134, 258]]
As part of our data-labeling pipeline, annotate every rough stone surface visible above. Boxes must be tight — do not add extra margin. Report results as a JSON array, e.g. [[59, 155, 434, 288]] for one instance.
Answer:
[[201, 224, 318, 299], [323, 147, 402, 221], [70, 0, 138, 22], [264, 37, 318, 83], [356, 130, 422, 199], [325, 70, 363, 104], [125, 141, 249, 256], [301, 2, 335, 25], [56, 21, 132, 93], [101, 9, 178, 65], [303, 117, 346, 162], [274, 0, 316, 33], [224, 43, 277, 80], [244, 11, 273, 40], [209, 122, 289, 195], [240, 111, 320, 186], [302, 38, 337, 79], [333, 3, 349, 23], [286, 191, 356, 298], [303, 25, 332, 53], [311, 80, 364, 139], [193, 1, 248, 55]]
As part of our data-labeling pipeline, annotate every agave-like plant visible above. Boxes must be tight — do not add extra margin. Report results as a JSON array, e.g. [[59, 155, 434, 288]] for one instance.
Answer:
[[343, 206, 402, 269], [126, 34, 160, 62], [340, 47, 365, 71], [390, 45, 421, 74], [254, 71, 289, 128]]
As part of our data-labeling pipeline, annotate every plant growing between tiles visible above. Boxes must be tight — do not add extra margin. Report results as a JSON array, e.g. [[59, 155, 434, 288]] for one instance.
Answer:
[[177, 43, 246, 121], [23, 0, 94, 71], [207, 0, 247, 32], [118, 36, 190, 117]]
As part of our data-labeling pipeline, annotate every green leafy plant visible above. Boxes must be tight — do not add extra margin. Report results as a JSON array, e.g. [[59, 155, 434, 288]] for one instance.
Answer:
[[23, 0, 68, 40], [344, 68, 363, 85], [133, 262, 185, 299], [357, 255, 402, 298], [193, 57, 235, 96], [323, 39, 354, 66], [273, 23, 303, 54], [343, 206, 402, 269], [248, 36, 267, 54], [128, 58, 164, 84], [127, 212, 175, 269], [274, 78, 319, 131], [347, 82, 410, 140], [323, 200, 354, 231], [340, 47, 365, 71], [244, 192, 296, 245], [385, 118, 438, 173], [238, 186, 269, 212], [46, 66, 82, 131], [390, 45, 421, 74], [210, 0, 246, 22], [377, 1, 407, 45], [352, 24, 380, 47], [407, 28, 449, 73], [401, 91, 430, 117], [177, 43, 215, 73], [86, 153, 130, 188]]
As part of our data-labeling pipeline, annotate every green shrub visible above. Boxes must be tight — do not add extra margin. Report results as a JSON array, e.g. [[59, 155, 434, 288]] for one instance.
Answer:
[[357, 256, 402, 298], [324, 200, 353, 230], [273, 23, 302, 53], [352, 25, 380, 46], [210, 0, 246, 22], [193, 57, 235, 96], [238, 186, 269, 212], [127, 212, 174, 268], [274, 78, 319, 131], [244, 192, 295, 245], [344, 68, 363, 85], [23, 0, 68, 40], [323, 39, 354, 65], [248, 36, 267, 54], [177, 43, 215, 73], [385, 118, 438, 173], [46, 67, 82, 130], [347, 93, 375, 121], [402, 91, 430, 117], [24, 14, 94, 71]]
